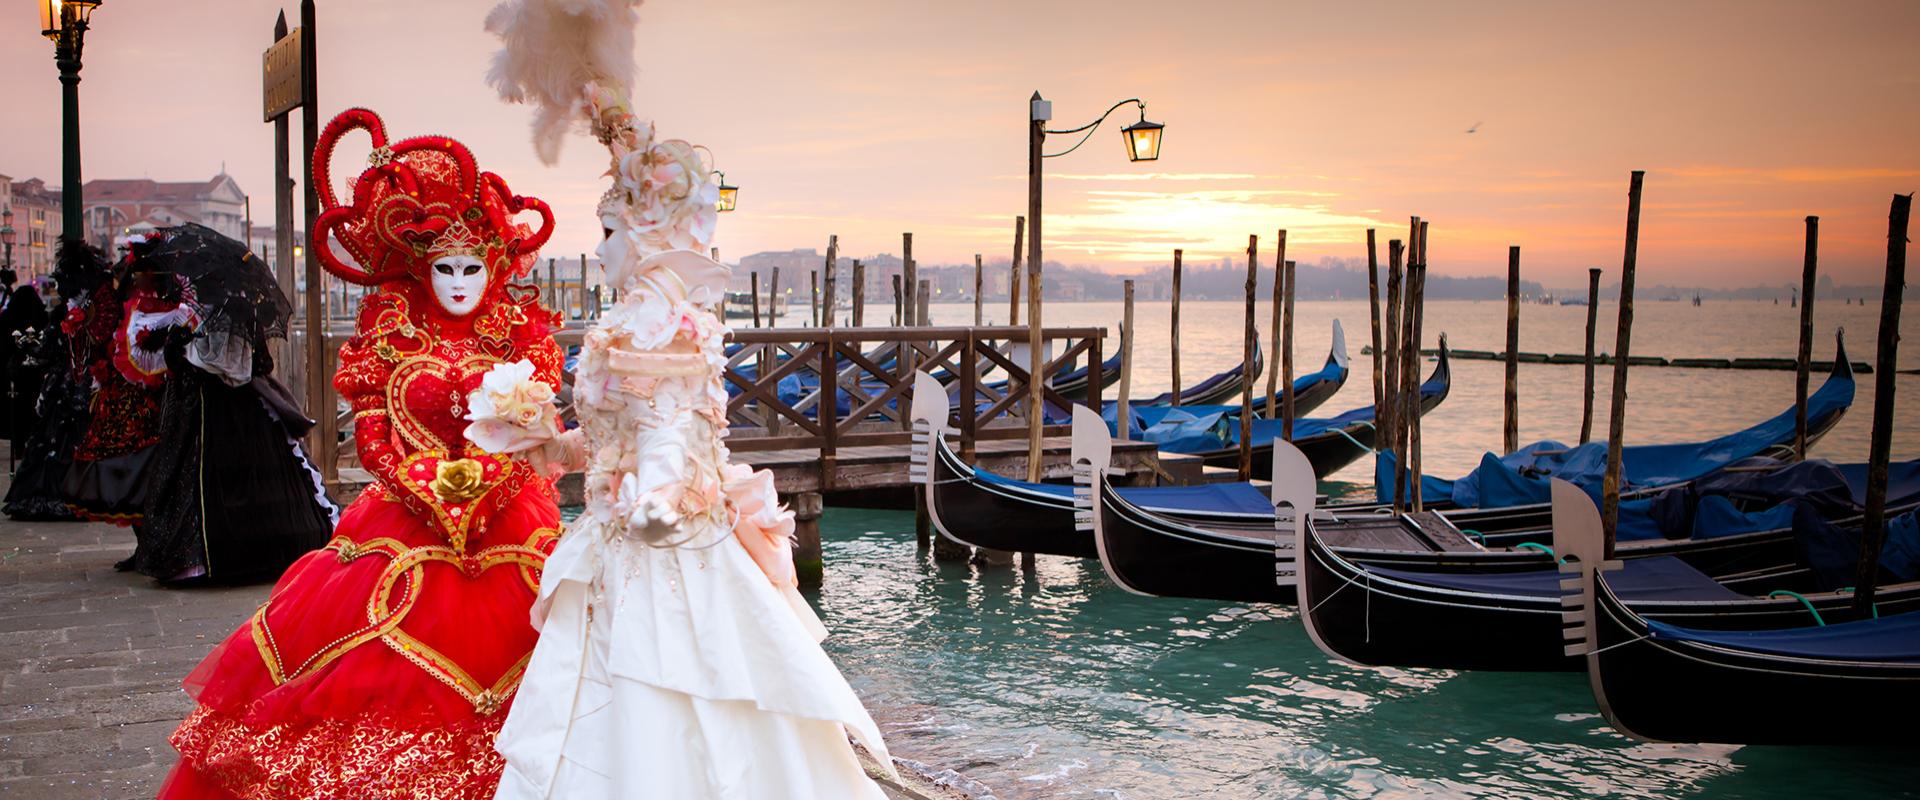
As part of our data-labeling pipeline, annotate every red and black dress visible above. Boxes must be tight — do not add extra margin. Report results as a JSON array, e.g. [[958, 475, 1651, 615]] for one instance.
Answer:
[[61, 274, 178, 524], [161, 287, 565, 798]]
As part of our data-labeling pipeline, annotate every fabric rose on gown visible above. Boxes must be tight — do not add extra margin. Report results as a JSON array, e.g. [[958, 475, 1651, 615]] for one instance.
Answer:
[[722, 463, 796, 589], [464, 359, 563, 454]]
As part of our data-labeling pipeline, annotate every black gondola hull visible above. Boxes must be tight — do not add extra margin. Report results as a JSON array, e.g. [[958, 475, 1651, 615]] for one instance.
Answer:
[[1588, 577, 1920, 744], [1093, 476, 1294, 604], [924, 432, 1092, 558], [1298, 518, 1920, 672]]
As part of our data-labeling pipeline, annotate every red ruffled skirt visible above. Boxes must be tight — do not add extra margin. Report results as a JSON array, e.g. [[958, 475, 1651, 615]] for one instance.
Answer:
[[160, 480, 561, 800]]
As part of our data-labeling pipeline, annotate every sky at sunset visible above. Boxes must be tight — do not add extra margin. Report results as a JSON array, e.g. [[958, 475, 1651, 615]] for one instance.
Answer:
[[2, 0, 1916, 288]]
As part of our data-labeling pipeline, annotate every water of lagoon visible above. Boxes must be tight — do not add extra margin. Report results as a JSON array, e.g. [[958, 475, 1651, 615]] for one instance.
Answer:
[[816, 508, 1919, 799], [801, 298, 1920, 798]]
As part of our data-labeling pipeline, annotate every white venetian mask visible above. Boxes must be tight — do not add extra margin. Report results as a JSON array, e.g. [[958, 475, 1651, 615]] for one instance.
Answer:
[[429, 255, 488, 318], [595, 211, 639, 289]]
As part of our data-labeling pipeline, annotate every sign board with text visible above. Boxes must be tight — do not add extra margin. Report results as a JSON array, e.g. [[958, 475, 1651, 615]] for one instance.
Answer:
[[262, 27, 305, 122]]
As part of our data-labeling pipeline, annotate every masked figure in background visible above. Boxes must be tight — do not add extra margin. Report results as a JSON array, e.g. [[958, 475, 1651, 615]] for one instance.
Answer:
[[484, 3, 892, 796], [122, 224, 336, 585], [161, 108, 565, 799], [0, 268, 48, 442], [62, 249, 180, 526], [2, 239, 102, 521]]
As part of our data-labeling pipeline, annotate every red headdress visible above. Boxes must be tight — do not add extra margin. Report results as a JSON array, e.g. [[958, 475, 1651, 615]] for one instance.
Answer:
[[309, 108, 555, 301]]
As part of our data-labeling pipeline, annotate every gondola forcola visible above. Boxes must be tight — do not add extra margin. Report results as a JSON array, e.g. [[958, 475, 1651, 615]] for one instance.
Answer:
[[1291, 462, 1920, 672], [1556, 479, 1920, 745]]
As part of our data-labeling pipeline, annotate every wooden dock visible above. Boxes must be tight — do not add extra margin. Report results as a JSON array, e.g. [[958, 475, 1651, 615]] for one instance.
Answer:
[[318, 323, 1176, 585]]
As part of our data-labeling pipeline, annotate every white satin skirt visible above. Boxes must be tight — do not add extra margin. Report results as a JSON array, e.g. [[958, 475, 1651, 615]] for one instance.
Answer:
[[493, 518, 890, 800]]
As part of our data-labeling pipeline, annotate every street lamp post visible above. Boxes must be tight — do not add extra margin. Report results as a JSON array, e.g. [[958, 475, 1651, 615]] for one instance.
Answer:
[[1022, 92, 1163, 479], [40, 0, 103, 244], [1, 206, 15, 274]]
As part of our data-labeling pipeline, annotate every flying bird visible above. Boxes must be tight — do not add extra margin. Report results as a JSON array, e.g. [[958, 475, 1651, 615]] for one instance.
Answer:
[[1466, 122, 1482, 134]]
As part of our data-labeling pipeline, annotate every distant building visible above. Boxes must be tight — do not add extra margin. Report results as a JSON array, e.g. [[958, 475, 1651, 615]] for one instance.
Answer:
[[735, 248, 822, 294], [3, 177, 64, 280], [82, 172, 248, 249]]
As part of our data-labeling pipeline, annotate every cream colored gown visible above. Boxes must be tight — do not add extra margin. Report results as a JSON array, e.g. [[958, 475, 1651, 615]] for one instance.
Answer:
[[493, 254, 889, 799]]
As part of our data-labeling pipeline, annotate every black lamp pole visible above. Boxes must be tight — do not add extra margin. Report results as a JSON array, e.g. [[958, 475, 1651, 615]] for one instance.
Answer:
[[45, 1, 99, 243]]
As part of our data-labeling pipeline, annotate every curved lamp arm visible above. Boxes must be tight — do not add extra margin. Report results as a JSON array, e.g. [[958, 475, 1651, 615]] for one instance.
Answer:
[[1043, 98, 1144, 159]]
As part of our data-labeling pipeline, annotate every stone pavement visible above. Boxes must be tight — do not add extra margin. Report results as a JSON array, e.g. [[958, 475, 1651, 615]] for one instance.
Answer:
[[0, 451, 970, 800], [0, 509, 257, 799]]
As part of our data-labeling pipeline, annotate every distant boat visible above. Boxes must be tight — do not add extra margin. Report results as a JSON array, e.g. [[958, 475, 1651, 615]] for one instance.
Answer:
[[1559, 297, 1589, 307], [722, 290, 788, 321], [1693, 292, 1703, 307]]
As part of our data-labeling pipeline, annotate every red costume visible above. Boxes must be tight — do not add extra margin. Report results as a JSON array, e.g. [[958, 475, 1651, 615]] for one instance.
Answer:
[[162, 109, 564, 799]]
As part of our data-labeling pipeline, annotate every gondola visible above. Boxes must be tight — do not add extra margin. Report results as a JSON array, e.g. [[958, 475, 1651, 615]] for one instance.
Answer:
[[1085, 410, 1490, 604], [1337, 332, 1856, 541], [1087, 430, 1880, 606], [1121, 319, 1348, 418], [970, 328, 1126, 402], [908, 347, 1443, 562], [1294, 470, 1920, 672], [909, 373, 1281, 559], [1568, 480, 1920, 744], [1249, 319, 1350, 417], [1188, 340, 1451, 480], [1373, 333, 1856, 510]]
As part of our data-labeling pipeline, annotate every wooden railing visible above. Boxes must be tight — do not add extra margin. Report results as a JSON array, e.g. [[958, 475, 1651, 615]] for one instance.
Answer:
[[312, 323, 1107, 484]]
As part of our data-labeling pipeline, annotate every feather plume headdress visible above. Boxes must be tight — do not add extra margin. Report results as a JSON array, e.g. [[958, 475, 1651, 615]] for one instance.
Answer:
[[485, 0, 717, 275]]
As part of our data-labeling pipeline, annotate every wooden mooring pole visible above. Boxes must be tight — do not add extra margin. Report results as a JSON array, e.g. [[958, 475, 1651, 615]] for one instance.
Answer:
[[973, 254, 984, 325], [1238, 235, 1258, 480], [1366, 230, 1382, 414], [1171, 248, 1184, 406], [824, 235, 839, 328], [1581, 267, 1601, 443], [809, 269, 819, 326], [1851, 193, 1910, 617], [1266, 230, 1287, 419], [851, 259, 866, 327], [756, 268, 771, 328], [1409, 221, 1430, 510], [751, 271, 762, 328], [1795, 216, 1819, 460], [891, 273, 903, 326], [1010, 217, 1024, 326], [1603, 171, 1647, 557], [1282, 259, 1297, 441], [1504, 245, 1521, 454], [903, 233, 916, 327], [1118, 279, 1135, 439], [1383, 240, 1404, 509]]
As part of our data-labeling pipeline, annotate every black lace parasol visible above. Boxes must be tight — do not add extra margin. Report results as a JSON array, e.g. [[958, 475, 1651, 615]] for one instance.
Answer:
[[126, 223, 293, 345]]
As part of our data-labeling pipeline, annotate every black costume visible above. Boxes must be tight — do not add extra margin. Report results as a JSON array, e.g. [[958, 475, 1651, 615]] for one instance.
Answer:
[[120, 224, 336, 583], [3, 239, 108, 521], [0, 283, 49, 442]]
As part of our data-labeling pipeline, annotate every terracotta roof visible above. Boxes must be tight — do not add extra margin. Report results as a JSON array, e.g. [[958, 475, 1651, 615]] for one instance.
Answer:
[[84, 178, 221, 203]]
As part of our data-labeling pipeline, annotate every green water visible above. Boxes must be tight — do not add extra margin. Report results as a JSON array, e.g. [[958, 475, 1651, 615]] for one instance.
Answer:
[[811, 507, 1919, 800]]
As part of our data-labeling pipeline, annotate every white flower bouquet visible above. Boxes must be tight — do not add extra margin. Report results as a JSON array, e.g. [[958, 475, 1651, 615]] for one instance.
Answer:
[[464, 359, 563, 454]]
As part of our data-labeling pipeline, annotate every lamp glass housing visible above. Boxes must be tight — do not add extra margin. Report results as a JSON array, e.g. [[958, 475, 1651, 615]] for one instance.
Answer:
[[716, 184, 739, 213], [40, 0, 59, 37], [1121, 119, 1164, 163]]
